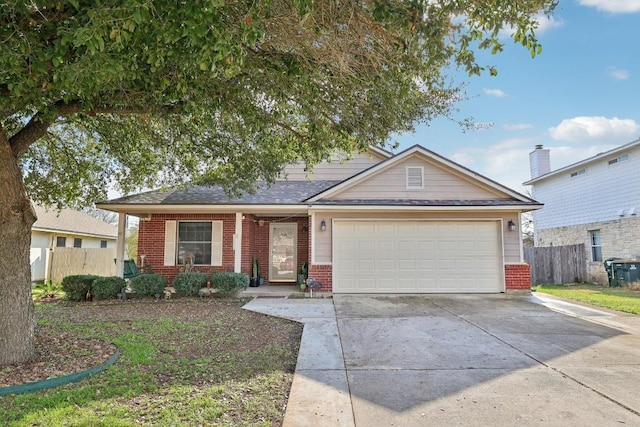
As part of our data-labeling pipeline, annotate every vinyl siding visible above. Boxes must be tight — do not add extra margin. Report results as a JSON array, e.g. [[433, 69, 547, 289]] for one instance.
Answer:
[[30, 232, 51, 282], [312, 211, 521, 264], [531, 148, 640, 230], [330, 157, 505, 200], [280, 151, 385, 181]]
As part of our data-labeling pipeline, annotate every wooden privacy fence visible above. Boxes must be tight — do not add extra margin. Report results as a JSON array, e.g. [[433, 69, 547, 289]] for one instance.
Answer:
[[50, 248, 117, 283], [524, 244, 587, 285]]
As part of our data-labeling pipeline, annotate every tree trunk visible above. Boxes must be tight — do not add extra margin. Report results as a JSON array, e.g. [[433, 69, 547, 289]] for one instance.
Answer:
[[0, 129, 36, 365]]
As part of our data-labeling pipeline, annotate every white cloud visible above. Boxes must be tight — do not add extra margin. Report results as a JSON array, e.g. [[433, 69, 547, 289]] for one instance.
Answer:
[[533, 14, 565, 34], [451, 138, 624, 192], [499, 14, 564, 39], [503, 123, 534, 131], [578, 0, 640, 13], [548, 116, 639, 142], [484, 88, 506, 97], [451, 137, 539, 191], [608, 68, 629, 80]]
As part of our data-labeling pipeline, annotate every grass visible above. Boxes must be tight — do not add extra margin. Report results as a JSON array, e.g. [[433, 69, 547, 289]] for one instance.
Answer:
[[0, 299, 302, 426], [534, 284, 640, 315]]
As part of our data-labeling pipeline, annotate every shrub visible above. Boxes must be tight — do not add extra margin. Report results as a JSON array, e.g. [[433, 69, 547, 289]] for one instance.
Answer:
[[61, 275, 99, 301], [32, 281, 65, 300], [173, 272, 208, 296], [212, 272, 249, 297], [129, 274, 167, 297], [93, 276, 126, 300]]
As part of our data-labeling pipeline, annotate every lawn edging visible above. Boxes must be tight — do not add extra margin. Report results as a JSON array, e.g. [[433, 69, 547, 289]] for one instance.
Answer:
[[0, 350, 120, 397]]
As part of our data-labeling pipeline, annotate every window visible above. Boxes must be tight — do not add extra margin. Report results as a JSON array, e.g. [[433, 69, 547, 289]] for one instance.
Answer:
[[406, 166, 424, 189], [56, 236, 66, 247], [100, 240, 108, 248], [608, 154, 628, 166], [177, 222, 212, 265], [570, 168, 586, 178], [73, 238, 82, 248], [589, 230, 602, 262]]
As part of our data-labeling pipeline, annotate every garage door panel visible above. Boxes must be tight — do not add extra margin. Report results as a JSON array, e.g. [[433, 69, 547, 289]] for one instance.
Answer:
[[333, 220, 503, 293]]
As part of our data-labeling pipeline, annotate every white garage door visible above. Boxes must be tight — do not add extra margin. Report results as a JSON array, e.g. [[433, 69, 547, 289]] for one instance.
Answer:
[[333, 220, 504, 293]]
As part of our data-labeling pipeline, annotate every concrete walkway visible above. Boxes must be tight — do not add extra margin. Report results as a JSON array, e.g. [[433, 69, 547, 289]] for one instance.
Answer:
[[244, 294, 640, 426]]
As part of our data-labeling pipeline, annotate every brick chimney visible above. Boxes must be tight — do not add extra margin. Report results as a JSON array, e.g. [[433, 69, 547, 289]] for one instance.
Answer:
[[529, 145, 550, 179]]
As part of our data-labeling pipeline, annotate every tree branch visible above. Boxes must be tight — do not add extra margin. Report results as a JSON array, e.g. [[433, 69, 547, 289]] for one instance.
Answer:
[[9, 100, 177, 158]]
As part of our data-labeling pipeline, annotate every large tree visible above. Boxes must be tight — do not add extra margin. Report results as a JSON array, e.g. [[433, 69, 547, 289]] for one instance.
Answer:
[[0, 0, 556, 364]]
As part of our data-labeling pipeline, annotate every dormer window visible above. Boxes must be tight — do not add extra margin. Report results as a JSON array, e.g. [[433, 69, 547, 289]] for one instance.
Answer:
[[406, 166, 424, 189]]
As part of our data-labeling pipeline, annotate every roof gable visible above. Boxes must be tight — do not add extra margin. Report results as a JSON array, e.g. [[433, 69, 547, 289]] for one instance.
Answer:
[[32, 206, 118, 239], [279, 146, 390, 181], [524, 137, 640, 185], [308, 145, 535, 203]]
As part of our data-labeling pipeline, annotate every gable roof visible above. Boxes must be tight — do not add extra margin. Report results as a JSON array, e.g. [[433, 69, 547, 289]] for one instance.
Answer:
[[307, 144, 539, 205], [524, 137, 640, 185], [33, 205, 118, 239], [97, 144, 541, 213], [97, 181, 341, 213]]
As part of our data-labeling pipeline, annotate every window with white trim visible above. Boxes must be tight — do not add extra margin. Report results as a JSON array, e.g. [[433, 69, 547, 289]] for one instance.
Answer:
[[589, 230, 602, 262], [406, 166, 424, 189], [73, 238, 82, 248], [177, 221, 213, 265]]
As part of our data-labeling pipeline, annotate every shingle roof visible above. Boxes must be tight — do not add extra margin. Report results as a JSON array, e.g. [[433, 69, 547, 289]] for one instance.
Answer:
[[313, 199, 541, 207], [32, 205, 118, 238], [102, 181, 342, 205]]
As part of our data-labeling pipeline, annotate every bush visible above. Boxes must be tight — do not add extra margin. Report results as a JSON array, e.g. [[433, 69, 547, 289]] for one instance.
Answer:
[[32, 281, 65, 300], [62, 275, 99, 301], [173, 272, 209, 296], [212, 272, 249, 297], [129, 274, 167, 297], [93, 276, 126, 300]]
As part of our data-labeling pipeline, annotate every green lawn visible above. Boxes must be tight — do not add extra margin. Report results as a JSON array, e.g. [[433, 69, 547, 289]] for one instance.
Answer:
[[0, 299, 302, 426], [534, 284, 640, 315]]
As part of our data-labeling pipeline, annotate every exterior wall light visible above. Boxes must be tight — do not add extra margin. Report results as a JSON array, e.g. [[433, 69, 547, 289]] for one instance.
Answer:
[[320, 219, 327, 231], [508, 220, 517, 232]]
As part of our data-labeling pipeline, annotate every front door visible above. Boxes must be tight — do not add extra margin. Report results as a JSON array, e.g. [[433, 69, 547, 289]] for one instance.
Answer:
[[269, 223, 297, 282]]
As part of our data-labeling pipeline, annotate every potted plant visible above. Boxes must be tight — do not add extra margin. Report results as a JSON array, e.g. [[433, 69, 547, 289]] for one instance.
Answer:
[[249, 255, 260, 287]]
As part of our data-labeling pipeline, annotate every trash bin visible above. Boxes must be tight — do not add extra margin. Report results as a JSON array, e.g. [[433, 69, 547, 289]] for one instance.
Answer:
[[607, 259, 640, 287], [603, 257, 621, 286]]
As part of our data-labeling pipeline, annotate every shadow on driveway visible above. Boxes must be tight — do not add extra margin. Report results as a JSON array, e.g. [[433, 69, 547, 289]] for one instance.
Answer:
[[245, 294, 640, 426]]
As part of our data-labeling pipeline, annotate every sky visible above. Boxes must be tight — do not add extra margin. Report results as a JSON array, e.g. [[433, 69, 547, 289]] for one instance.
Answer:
[[393, 0, 640, 195]]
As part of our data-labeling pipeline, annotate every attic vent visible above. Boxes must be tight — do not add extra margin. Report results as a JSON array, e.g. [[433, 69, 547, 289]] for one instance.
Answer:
[[406, 166, 424, 189], [570, 168, 586, 178]]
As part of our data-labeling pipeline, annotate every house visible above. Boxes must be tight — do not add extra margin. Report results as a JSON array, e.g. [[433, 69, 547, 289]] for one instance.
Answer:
[[97, 145, 541, 293], [524, 138, 640, 284], [31, 205, 119, 283]]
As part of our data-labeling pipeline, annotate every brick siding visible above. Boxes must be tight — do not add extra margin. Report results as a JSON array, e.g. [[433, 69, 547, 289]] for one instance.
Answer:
[[138, 213, 309, 285], [505, 263, 531, 291], [138, 213, 236, 285], [308, 264, 332, 292]]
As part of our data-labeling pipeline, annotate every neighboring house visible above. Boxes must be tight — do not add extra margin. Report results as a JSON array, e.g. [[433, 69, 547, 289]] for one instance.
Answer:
[[524, 138, 640, 284], [31, 205, 118, 282], [97, 145, 541, 293]]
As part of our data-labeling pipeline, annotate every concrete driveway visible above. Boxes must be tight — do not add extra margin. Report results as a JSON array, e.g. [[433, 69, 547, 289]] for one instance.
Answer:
[[244, 294, 640, 426]]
